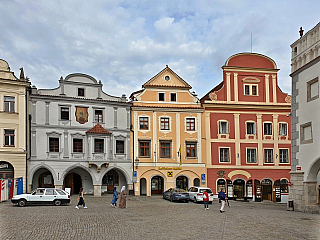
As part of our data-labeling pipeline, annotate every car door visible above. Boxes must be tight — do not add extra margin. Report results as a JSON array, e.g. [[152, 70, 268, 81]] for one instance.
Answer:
[[42, 189, 56, 203], [28, 189, 45, 203], [189, 187, 196, 200]]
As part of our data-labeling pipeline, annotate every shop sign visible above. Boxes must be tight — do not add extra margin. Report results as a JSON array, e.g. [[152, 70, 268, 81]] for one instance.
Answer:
[[0, 163, 9, 169], [201, 174, 206, 184], [158, 167, 181, 170], [296, 166, 302, 171], [133, 171, 137, 182], [167, 171, 173, 177]]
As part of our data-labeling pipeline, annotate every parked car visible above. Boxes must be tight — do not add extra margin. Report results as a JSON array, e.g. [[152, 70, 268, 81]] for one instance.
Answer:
[[11, 188, 70, 207], [163, 188, 190, 202], [188, 187, 214, 203]]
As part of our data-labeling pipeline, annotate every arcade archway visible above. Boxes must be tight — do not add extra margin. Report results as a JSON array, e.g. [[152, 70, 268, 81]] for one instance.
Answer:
[[0, 161, 14, 179], [151, 176, 164, 195]]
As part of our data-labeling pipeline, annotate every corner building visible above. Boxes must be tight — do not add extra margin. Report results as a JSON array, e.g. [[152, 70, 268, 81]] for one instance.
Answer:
[[130, 66, 205, 196], [290, 23, 320, 213], [201, 53, 291, 203]]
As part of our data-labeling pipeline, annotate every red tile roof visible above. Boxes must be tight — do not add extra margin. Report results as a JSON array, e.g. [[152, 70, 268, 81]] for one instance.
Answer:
[[86, 123, 111, 134]]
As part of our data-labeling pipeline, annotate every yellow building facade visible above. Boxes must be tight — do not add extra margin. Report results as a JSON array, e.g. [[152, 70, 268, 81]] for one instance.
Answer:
[[0, 59, 30, 193], [130, 66, 206, 196]]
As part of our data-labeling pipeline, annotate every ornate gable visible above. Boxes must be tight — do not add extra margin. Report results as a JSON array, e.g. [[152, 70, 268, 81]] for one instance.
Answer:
[[142, 65, 191, 89]]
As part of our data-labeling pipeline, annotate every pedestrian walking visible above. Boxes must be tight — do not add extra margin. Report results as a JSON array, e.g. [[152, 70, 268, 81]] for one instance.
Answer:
[[203, 190, 209, 210], [118, 186, 126, 208], [111, 187, 118, 207], [218, 189, 227, 213], [75, 187, 87, 209]]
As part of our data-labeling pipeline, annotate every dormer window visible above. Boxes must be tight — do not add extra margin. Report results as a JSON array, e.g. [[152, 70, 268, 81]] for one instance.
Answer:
[[244, 84, 258, 96], [78, 88, 85, 97]]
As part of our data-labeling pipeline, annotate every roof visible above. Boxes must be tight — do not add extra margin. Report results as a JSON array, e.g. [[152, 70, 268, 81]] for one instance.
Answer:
[[200, 81, 224, 103], [86, 123, 111, 134]]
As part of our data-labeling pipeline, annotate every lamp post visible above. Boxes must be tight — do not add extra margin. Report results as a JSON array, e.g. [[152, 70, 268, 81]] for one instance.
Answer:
[[133, 157, 139, 196]]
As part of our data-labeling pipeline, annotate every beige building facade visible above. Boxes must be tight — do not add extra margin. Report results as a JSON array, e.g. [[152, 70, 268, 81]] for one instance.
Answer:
[[0, 59, 30, 193], [130, 66, 206, 196]]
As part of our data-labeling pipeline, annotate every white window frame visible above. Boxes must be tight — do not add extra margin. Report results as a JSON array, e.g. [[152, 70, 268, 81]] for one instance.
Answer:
[[246, 121, 256, 135], [263, 122, 273, 135], [264, 149, 274, 163], [279, 149, 289, 163], [244, 84, 258, 96], [219, 147, 230, 163], [246, 148, 257, 163], [300, 122, 313, 144], [279, 123, 288, 136], [218, 120, 229, 134]]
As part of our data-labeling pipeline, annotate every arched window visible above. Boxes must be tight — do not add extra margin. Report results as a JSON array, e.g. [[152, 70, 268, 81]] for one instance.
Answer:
[[193, 178, 200, 187], [0, 162, 14, 179], [217, 179, 226, 192], [280, 179, 288, 193]]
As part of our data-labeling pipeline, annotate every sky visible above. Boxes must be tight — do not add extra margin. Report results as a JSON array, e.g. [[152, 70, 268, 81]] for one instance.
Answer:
[[0, 0, 319, 99]]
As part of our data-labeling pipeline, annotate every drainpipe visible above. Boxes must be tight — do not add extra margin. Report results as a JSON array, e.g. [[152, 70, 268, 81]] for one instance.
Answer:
[[130, 123, 134, 196]]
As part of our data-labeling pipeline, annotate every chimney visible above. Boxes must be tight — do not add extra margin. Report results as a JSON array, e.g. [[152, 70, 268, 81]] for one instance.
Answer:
[[20, 68, 25, 80]]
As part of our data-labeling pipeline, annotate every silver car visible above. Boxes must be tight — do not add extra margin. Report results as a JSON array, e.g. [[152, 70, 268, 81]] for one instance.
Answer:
[[188, 187, 214, 203]]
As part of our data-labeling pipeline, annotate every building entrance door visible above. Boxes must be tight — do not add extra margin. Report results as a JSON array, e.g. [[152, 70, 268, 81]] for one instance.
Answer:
[[106, 170, 119, 193], [176, 176, 188, 190], [151, 176, 164, 195], [233, 179, 245, 199], [261, 179, 272, 201], [64, 173, 82, 195]]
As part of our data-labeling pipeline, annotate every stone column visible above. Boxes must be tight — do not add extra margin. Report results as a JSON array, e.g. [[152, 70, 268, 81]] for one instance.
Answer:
[[94, 185, 102, 197], [55, 184, 63, 190], [126, 108, 130, 130], [265, 74, 270, 103], [256, 114, 263, 166], [45, 101, 50, 125], [32, 101, 37, 124], [31, 131, 37, 157], [289, 171, 304, 212], [113, 107, 118, 129], [234, 113, 240, 166], [63, 131, 69, 158], [226, 72, 231, 102], [304, 181, 318, 205]]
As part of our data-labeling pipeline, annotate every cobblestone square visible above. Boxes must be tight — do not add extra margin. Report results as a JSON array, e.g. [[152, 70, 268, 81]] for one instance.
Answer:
[[1, 196, 320, 240]]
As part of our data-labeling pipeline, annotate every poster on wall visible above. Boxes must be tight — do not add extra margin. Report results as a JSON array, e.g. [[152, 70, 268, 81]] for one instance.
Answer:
[[227, 185, 233, 198], [247, 186, 253, 197]]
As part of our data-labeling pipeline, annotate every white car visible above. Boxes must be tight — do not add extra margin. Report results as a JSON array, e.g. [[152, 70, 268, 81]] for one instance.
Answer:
[[11, 188, 70, 207], [188, 187, 214, 203]]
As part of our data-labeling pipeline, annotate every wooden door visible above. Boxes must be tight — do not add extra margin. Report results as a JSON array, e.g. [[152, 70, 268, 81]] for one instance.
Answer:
[[65, 173, 74, 195]]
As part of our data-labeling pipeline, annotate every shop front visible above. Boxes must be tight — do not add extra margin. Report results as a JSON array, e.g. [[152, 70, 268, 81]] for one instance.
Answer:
[[136, 166, 205, 196]]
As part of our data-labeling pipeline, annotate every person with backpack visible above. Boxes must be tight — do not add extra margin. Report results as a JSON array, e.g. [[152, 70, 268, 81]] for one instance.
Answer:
[[75, 187, 87, 209], [111, 187, 118, 207], [218, 189, 227, 213], [203, 189, 209, 210]]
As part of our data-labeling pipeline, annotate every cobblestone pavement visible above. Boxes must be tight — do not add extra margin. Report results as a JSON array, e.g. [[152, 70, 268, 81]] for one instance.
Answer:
[[1, 195, 320, 240]]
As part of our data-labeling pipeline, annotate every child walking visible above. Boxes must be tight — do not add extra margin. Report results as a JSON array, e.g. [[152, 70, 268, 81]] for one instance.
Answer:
[[76, 187, 87, 209], [111, 187, 118, 207]]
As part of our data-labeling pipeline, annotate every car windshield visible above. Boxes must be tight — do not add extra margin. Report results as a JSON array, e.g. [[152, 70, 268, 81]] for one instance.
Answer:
[[200, 189, 212, 193], [174, 189, 186, 193]]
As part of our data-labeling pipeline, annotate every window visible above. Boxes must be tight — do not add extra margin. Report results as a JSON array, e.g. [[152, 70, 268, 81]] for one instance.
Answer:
[[116, 140, 124, 154], [158, 93, 165, 101], [170, 93, 176, 102], [247, 149, 256, 163], [219, 121, 228, 134], [246, 122, 255, 135], [78, 88, 85, 97], [279, 123, 287, 136], [279, 149, 289, 163], [4, 130, 15, 146], [307, 77, 319, 102], [264, 149, 273, 163], [45, 189, 56, 195], [61, 107, 69, 120], [73, 139, 83, 153], [4, 96, 15, 112], [49, 138, 59, 152], [244, 85, 258, 96], [139, 117, 149, 130], [300, 122, 313, 144], [95, 110, 103, 123], [160, 118, 169, 130], [264, 123, 272, 135], [94, 139, 104, 153], [220, 148, 230, 162], [280, 179, 289, 193], [186, 142, 196, 157], [186, 118, 195, 131], [139, 141, 150, 157], [160, 141, 171, 158]]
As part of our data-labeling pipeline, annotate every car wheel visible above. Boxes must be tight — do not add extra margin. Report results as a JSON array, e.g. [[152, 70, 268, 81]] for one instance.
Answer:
[[54, 199, 62, 206], [18, 199, 26, 207], [170, 196, 173, 202], [194, 197, 197, 203]]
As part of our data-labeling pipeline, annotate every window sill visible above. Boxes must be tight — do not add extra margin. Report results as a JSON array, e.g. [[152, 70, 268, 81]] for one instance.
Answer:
[[3, 145, 15, 147], [1, 111, 18, 114]]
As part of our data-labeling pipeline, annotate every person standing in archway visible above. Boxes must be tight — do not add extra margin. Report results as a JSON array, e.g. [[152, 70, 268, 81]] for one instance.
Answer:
[[218, 189, 227, 213], [111, 187, 118, 207], [118, 186, 126, 208], [76, 188, 87, 209]]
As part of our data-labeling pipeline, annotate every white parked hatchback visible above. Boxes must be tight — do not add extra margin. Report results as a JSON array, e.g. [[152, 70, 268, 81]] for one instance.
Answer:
[[11, 188, 70, 207], [188, 187, 214, 203]]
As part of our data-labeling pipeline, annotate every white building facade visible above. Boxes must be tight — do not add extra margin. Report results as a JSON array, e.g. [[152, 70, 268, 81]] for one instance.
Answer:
[[28, 73, 132, 196], [290, 23, 320, 213]]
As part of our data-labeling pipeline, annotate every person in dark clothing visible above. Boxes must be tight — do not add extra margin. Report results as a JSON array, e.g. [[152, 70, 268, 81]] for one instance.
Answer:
[[111, 187, 118, 207], [76, 187, 87, 209], [218, 189, 227, 213]]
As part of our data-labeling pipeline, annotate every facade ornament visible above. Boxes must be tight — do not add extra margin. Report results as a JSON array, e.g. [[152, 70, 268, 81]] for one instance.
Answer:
[[217, 170, 226, 178], [285, 95, 292, 103], [209, 92, 217, 101]]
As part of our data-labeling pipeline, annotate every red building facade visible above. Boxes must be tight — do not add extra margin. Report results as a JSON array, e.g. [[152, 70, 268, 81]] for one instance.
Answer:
[[201, 53, 291, 202]]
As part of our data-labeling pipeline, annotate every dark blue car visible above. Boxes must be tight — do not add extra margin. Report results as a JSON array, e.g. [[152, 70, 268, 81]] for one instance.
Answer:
[[163, 188, 189, 202]]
